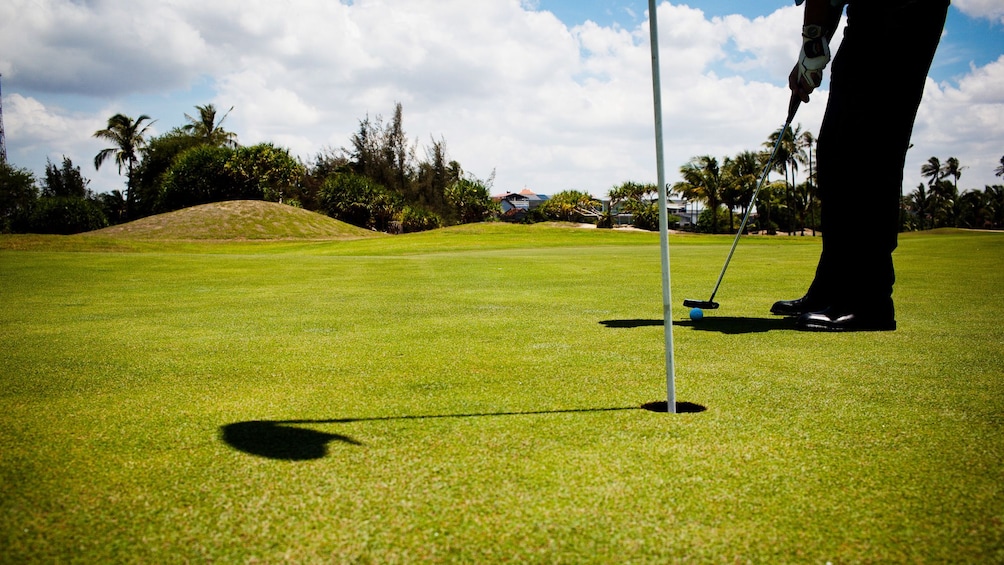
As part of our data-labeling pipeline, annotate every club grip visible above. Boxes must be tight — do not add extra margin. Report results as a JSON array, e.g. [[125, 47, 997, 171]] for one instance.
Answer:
[[786, 91, 801, 125]]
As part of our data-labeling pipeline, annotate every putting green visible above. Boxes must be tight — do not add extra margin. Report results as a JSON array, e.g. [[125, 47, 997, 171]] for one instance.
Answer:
[[1, 226, 1001, 562]]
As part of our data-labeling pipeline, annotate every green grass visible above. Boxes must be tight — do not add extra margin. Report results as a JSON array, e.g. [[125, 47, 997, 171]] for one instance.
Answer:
[[1, 223, 1002, 562]]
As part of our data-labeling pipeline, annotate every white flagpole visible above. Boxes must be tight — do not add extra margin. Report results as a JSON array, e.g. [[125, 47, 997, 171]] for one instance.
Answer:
[[648, 0, 676, 413]]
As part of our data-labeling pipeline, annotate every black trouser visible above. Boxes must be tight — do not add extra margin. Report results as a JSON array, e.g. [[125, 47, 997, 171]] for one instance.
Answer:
[[807, 0, 949, 313]]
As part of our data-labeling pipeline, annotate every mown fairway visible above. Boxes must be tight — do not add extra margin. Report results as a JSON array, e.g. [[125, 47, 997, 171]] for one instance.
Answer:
[[1, 219, 1002, 562]]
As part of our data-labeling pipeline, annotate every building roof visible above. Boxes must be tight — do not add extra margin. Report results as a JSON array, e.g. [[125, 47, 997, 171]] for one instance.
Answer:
[[493, 189, 549, 202]]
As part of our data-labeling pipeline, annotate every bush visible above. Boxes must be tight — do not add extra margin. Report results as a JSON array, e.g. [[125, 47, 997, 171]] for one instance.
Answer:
[[398, 205, 442, 233], [157, 143, 306, 213], [445, 178, 497, 224], [623, 206, 681, 232], [631, 204, 660, 231], [0, 162, 38, 233], [752, 215, 779, 235], [520, 206, 549, 224], [159, 145, 234, 211], [27, 197, 108, 234], [226, 144, 304, 203], [697, 206, 732, 233], [536, 190, 601, 223], [318, 172, 403, 231], [132, 131, 203, 217]]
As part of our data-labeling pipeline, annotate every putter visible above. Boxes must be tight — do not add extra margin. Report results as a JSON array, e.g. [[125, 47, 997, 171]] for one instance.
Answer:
[[684, 93, 802, 311]]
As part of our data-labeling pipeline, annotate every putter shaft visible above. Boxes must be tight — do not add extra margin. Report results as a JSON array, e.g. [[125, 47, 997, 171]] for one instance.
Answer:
[[699, 94, 801, 305]]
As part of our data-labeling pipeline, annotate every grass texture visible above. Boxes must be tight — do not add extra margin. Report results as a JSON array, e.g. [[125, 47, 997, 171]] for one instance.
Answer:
[[1, 217, 1002, 562]]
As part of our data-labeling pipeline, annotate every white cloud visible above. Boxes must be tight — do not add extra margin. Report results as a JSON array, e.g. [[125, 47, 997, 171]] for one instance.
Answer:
[[952, 0, 1004, 24], [6, 94, 87, 149], [908, 55, 1004, 190], [2, 0, 1001, 198], [0, 0, 215, 95], [3, 94, 132, 191]]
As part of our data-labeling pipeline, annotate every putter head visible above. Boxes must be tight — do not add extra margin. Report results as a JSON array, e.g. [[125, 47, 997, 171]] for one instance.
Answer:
[[683, 299, 719, 310]]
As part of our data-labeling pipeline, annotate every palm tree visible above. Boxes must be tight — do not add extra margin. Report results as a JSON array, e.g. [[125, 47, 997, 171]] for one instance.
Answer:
[[908, 183, 932, 230], [754, 180, 787, 235], [931, 179, 958, 227], [540, 190, 601, 223], [607, 181, 660, 228], [766, 123, 805, 234], [93, 113, 156, 212], [673, 155, 723, 233], [721, 151, 759, 233], [921, 156, 942, 187], [941, 157, 964, 194], [609, 181, 655, 210], [792, 180, 819, 235], [182, 104, 238, 148], [797, 130, 817, 235], [995, 155, 1004, 178], [765, 127, 790, 233], [957, 189, 988, 229], [97, 190, 128, 224], [986, 184, 1004, 228]]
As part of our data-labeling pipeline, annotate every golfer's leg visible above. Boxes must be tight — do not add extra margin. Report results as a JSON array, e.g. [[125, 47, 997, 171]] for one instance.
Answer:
[[813, 0, 948, 315]]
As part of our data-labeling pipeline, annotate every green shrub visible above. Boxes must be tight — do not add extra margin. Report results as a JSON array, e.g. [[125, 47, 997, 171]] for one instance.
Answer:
[[132, 131, 203, 217], [632, 204, 660, 231], [158, 143, 306, 213], [398, 205, 442, 233], [0, 162, 38, 233], [318, 172, 402, 231], [226, 144, 304, 203], [27, 196, 108, 234], [697, 205, 732, 233], [445, 178, 497, 224], [159, 145, 235, 211]]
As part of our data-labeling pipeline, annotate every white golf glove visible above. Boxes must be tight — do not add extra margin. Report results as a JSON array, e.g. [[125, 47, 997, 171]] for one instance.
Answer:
[[796, 24, 830, 90]]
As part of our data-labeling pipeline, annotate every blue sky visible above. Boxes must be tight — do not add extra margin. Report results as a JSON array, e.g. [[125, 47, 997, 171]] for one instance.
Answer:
[[540, 0, 1003, 83], [1, 0, 1002, 197]]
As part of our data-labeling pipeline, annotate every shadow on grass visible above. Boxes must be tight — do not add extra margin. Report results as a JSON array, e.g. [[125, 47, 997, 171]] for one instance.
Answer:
[[601, 317, 796, 334], [641, 401, 708, 413], [600, 319, 664, 328], [221, 421, 363, 461], [221, 403, 706, 461]]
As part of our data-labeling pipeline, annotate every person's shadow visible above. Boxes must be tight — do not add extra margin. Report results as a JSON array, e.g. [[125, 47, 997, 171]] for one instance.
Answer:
[[601, 317, 796, 334], [221, 403, 706, 461]]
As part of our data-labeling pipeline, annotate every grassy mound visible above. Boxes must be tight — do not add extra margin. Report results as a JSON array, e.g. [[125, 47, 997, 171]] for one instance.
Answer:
[[91, 200, 378, 240]]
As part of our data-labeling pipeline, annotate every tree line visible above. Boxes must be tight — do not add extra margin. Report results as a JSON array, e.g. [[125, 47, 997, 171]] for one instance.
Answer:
[[1, 155, 112, 234], [671, 125, 1004, 234], [904, 156, 1004, 230], [3, 104, 1003, 234], [0, 102, 500, 234]]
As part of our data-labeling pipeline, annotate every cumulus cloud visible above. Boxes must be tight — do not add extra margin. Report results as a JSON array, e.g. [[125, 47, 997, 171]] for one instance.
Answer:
[[0, 0, 215, 95], [6, 94, 86, 149], [952, 0, 1004, 24], [3, 94, 130, 190], [1, 0, 1001, 196], [909, 56, 1004, 189]]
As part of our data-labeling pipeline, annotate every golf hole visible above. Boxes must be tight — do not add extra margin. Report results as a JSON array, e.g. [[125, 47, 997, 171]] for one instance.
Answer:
[[641, 401, 707, 413]]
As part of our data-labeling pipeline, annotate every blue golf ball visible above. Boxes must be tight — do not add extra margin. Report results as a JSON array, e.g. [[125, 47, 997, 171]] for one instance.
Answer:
[[689, 307, 704, 321]]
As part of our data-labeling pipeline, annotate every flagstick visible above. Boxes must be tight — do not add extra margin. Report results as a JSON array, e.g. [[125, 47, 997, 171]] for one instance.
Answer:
[[648, 0, 676, 413]]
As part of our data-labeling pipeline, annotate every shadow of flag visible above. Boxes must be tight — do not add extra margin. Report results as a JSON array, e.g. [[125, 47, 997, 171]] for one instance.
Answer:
[[220, 403, 708, 461], [220, 421, 363, 461], [601, 317, 796, 334]]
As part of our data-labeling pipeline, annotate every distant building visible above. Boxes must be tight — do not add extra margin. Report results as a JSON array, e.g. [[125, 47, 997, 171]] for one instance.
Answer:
[[671, 198, 697, 228], [493, 188, 550, 220], [493, 188, 699, 228], [604, 197, 695, 229]]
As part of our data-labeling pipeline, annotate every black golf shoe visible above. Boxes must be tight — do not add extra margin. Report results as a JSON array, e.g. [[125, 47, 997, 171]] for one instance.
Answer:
[[795, 307, 896, 332], [770, 294, 829, 316]]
